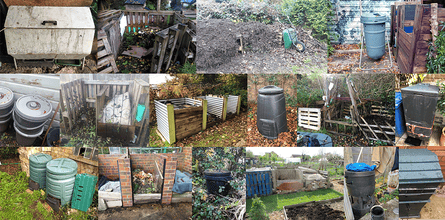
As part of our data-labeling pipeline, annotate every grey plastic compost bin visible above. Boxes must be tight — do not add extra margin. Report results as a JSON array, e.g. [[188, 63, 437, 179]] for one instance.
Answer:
[[29, 153, 52, 189], [257, 86, 288, 139], [13, 95, 52, 146], [345, 170, 375, 220], [361, 13, 386, 60], [0, 86, 14, 133], [400, 83, 439, 140], [46, 158, 78, 207]]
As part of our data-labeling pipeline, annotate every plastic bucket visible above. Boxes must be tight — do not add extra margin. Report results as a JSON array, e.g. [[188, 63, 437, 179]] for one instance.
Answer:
[[204, 170, 233, 196], [371, 205, 384, 220], [395, 92, 406, 137], [13, 111, 46, 134], [46, 127, 60, 147], [14, 121, 44, 146], [0, 115, 11, 133], [361, 13, 386, 60]]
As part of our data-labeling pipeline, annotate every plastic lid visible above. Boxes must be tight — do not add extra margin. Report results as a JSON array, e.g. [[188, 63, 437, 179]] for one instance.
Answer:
[[401, 83, 440, 95], [0, 87, 14, 108], [29, 153, 52, 164], [361, 13, 386, 24], [258, 85, 284, 95], [15, 95, 52, 121], [46, 158, 78, 175]]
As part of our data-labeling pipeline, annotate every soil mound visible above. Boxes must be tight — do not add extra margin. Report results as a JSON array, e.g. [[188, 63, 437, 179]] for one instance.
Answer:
[[285, 203, 344, 220]]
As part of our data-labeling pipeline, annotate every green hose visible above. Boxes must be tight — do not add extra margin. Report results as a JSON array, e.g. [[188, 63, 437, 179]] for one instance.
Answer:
[[0, 163, 20, 165]]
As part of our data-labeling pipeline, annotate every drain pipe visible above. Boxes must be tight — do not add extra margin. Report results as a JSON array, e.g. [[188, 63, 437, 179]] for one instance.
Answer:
[[370, 205, 384, 220]]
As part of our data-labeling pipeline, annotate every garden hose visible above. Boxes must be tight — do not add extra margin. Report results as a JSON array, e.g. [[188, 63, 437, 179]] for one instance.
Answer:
[[0, 163, 20, 165]]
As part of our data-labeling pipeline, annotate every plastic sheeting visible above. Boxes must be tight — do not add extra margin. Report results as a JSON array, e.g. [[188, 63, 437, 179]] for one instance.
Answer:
[[172, 170, 192, 194], [102, 92, 131, 125], [346, 163, 376, 172], [99, 181, 121, 193]]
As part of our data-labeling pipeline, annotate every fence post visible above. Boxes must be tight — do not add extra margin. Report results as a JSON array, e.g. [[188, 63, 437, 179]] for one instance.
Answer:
[[202, 99, 207, 130], [222, 96, 228, 121], [237, 95, 241, 115], [167, 104, 176, 144]]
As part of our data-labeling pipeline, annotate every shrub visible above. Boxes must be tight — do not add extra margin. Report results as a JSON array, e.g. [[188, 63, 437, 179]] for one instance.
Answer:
[[427, 22, 445, 73], [248, 196, 269, 220]]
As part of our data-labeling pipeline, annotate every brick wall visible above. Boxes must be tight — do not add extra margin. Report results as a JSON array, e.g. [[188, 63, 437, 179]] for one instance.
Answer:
[[18, 147, 98, 177], [118, 158, 133, 207], [182, 147, 192, 174], [130, 154, 156, 173], [98, 154, 125, 180], [156, 154, 178, 204]]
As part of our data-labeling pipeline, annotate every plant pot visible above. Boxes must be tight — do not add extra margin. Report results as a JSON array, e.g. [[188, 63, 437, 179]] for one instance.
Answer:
[[14, 121, 44, 146], [440, 127, 445, 146]]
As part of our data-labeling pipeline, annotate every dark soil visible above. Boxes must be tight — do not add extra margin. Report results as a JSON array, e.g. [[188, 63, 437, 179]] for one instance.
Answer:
[[62, 107, 127, 147], [285, 204, 345, 220], [0, 157, 21, 175], [197, 19, 327, 73], [98, 203, 192, 220]]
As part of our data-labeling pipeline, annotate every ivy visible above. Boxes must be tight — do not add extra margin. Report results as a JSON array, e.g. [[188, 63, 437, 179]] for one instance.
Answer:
[[426, 21, 445, 73]]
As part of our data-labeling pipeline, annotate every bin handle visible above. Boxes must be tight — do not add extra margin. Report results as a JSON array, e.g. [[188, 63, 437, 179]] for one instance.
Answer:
[[42, 20, 57, 25]]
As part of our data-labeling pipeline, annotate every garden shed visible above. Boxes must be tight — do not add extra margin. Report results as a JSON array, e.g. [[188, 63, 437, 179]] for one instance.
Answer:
[[98, 147, 192, 209], [96, 8, 196, 73], [60, 75, 150, 146]]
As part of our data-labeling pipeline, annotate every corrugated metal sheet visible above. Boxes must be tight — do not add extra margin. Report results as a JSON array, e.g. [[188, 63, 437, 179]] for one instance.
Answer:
[[330, 0, 402, 44], [197, 96, 224, 118], [154, 100, 170, 143], [227, 95, 239, 114]]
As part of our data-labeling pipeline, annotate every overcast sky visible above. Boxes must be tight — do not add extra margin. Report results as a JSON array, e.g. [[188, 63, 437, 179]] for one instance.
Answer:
[[149, 74, 174, 85], [246, 147, 344, 158]]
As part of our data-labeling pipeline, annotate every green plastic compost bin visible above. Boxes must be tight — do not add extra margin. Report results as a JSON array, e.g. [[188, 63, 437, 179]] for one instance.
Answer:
[[29, 153, 52, 189], [46, 158, 78, 206], [361, 13, 386, 60], [71, 173, 98, 212]]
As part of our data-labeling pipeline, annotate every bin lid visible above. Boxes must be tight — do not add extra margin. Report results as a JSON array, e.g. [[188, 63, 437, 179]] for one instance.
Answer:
[[395, 92, 402, 107], [15, 95, 52, 121], [29, 153, 52, 164], [0, 87, 14, 108], [5, 6, 95, 29], [361, 13, 386, 24], [258, 85, 284, 95], [401, 83, 439, 96], [46, 158, 78, 175]]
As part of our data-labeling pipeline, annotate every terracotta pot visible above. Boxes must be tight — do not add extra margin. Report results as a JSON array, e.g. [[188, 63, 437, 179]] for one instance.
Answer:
[[440, 127, 445, 146]]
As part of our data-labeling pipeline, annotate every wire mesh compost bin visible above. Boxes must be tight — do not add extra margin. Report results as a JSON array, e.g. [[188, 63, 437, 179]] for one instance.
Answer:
[[246, 168, 273, 198], [401, 83, 439, 140], [154, 98, 207, 144], [399, 148, 445, 218], [4, 6, 95, 69], [61, 78, 150, 146]]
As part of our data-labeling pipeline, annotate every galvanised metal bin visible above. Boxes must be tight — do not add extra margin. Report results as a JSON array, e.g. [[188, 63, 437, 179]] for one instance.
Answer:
[[399, 148, 444, 218], [29, 153, 52, 189], [46, 158, 78, 206], [257, 86, 288, 139], [71, 173, 98, 212], [361, 13, 386, 60], [401, 83, 439, 140]]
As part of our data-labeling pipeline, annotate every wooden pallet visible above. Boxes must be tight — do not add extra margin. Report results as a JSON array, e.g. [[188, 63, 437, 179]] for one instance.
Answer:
[[150, 25, 181, 73], [97, 30, 118, 73], [298, 108, 321, 131]]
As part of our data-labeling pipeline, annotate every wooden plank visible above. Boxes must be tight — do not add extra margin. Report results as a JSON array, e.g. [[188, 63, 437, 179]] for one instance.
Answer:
[[202, 99, 207, 130], [172, 192, 192, 203], [373, 119, 394, 145], [167, 104, 176, 144], [360, 116, 380, 141]]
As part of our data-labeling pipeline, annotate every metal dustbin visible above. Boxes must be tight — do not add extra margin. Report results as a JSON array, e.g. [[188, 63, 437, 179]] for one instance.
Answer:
[[401, 83, 439, 140], [361, 13, 386, 60], [46, 158, 78, 208], [29, 153, 52, 190], [395, 92, 406, 137], [257, 86, 288, 139]]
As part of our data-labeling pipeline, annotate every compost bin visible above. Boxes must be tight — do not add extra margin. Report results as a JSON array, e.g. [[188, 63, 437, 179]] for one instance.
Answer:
[[29, 153, 52, 190], [46, 158, 78, 209], [345, 169, 375, 219], [361, 13, 386, 60], [0, 86, 14, 133], [401, 83, 439, 140], [71, 173, 98, 212], [246, 168, 273, 198], [203, 170, 233, 196], [399, 148, 444, 218], [13, 95, 52, 146], [257, 85, 288, 139]]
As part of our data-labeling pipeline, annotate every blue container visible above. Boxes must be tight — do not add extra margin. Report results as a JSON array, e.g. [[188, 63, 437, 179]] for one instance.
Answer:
[[361, 13, 386, 60], [246, 169, 273, 198], [395, 92, 406, 137]]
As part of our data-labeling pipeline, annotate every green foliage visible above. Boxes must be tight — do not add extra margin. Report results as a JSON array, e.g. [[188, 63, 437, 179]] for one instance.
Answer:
[[281, 0, 333, 41], [123, 32, 136, 45], [248, 196, 269, 220], [437, 82, 445, 116], [0, 147, 19, 159], [204, 75, 248, 110], [297, 75, 323, 107], [427, 22, 445, 73], [179, 61, 197, 74]]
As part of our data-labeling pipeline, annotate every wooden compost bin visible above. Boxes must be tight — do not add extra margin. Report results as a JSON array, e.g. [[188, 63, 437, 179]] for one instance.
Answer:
[[61, 78, 150, 146], [392, 3, 445, 73], [154, 98, 207, 144]]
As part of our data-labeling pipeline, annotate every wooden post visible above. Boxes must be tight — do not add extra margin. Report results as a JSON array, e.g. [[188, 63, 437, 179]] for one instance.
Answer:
[[408, 5, 424, 73], [167, 104, 176, 144], [236, 95, 241, 115], [157, 0, 160, 11], [431, 3, 439, 45], [96, 86, 108, 135], [222, 96, 228, 121], [202, 100, 207, 130]]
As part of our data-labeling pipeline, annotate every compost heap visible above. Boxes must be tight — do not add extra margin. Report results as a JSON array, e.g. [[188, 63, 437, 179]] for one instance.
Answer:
[[133, 169, 159, 194], [102, 92, 131, 125], [196, 19, 327, 73], [286, 203, 344, 220]]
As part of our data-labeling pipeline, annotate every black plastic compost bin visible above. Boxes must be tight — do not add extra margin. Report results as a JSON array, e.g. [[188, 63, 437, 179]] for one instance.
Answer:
[[401, 83, 439, 140], [257, 85, 288, 139], [345, 170, 375, 220], [399, 148, 444, 218], [203, 170, 233, 196]]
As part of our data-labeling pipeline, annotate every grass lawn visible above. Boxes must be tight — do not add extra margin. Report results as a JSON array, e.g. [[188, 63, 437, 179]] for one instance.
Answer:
[[246, 188, 343, 214]]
